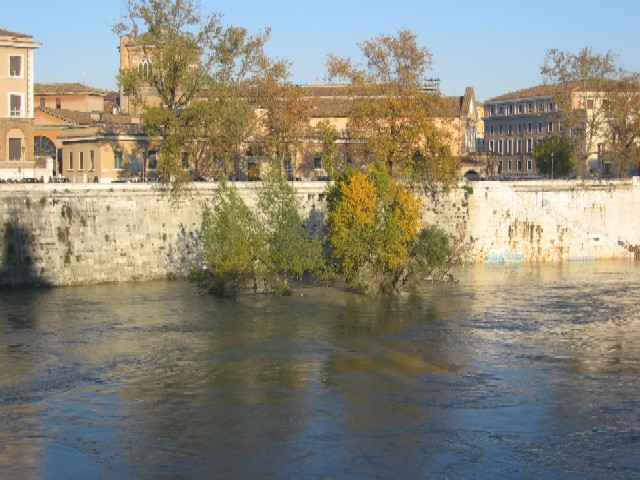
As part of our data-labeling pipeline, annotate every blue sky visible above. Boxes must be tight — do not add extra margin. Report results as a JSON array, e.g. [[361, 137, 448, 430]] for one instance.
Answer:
[[5, 0, 640, 101]]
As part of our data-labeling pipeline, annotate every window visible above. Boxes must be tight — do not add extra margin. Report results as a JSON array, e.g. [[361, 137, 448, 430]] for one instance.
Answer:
[[508, 124, 512, 135], [488, 140, 494, 152], [528, 102, 533, 113], [508, 160, 512, 171], [508, 104, 514, 115], [498, 105, 504, 115], [586, 98, 595, 109], [314, 155, 322, 169], [148, 150, 157, 169], [114, 150, 123, 169], [56, 98, 61, 109], [90, 150, 95, 170], [284, 157, 292, 172], [517, 160, 522, 171], [526, 138, 532, 154], [489, 106, 494, 116], [9, 55, 22, 76], [547, 122, 553, 133], [518, 124, 522, 134], [79, 152, 84, 170], [549, 102, 554, 111], [138, 59, 153, 79], [527, 123, 532, 134], [39, 98, 45, 108], [182, 152, 190, 169], [507, 139, 512, 154], [517, 139, 522, 154], [10, 94, 22, 116], [497, 139, 503, 154], [527, 159, 532, 171], [499, 125, 503, 135], [518, 104, 523, 114], [537, 122, 543, 133], [8, 138, 21, 160], [490, 126, 494, 135], [69, 152, 74, 170]]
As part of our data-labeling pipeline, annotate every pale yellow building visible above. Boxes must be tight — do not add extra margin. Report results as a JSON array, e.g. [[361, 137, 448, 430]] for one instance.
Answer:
[[0, 28, 42, 180], [58, 124, 149, 183]]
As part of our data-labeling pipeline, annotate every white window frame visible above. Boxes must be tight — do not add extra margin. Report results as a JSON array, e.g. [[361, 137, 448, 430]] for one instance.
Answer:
[[9, 93, 23, 117]]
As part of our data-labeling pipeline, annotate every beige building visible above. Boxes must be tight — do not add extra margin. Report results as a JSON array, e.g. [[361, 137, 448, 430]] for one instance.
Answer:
[[58, 124, 149, 183], [118, 35, 158, 116], [33, 83, 124, 176], [0, 28, 43, 180], [483, 83, 621, 178], [35, 82, 109, 113]]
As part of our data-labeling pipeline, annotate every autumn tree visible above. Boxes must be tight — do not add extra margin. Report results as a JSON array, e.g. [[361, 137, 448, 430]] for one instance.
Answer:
[[532, 136, 574, 178], [601, 73, 640, 177], [326, 162, 451, 294], [249, 61, 311, 176], [541, 47, 622, 178], [326, 29, 459, 186]]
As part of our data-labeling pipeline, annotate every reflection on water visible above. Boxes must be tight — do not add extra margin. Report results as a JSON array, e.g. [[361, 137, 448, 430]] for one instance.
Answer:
[[1, 261, 639, 479]]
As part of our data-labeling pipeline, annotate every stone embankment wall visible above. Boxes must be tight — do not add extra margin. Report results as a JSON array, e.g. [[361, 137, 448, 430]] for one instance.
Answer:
[[466, 178, 640, 263], [0, 178, 638, 287]]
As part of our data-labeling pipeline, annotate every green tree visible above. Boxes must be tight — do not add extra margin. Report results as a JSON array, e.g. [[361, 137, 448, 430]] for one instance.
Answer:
[[255, 167, 325, 294], [199, 172, 325, 297], [326, 162, 451, 294], [199, 180, 258, 297], [326, 29, 459, 186], [532, 136, 574, 178], [114, 0, 274, 185]]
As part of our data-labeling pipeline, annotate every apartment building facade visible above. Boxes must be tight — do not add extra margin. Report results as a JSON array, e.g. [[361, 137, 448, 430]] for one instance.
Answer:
[[0, 28, 42, 179], [483, 85, 559, 177]]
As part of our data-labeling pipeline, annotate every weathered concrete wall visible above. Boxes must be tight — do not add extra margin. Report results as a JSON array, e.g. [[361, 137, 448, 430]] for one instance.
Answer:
[[465, 178, 640, 263], [0, 178, 638, 287], [0, 182, 326, 287]]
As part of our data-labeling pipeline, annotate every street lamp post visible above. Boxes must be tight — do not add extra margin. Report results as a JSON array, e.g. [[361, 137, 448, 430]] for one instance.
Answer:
[[551, 152, 554, 180]]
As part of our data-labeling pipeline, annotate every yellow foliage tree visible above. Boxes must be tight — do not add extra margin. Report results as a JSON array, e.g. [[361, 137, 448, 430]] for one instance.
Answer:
[[326, 162, 447, 294]]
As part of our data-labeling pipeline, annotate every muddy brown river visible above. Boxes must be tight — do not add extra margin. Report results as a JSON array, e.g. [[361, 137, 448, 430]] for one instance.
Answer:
[[1, 261, 639, 479]]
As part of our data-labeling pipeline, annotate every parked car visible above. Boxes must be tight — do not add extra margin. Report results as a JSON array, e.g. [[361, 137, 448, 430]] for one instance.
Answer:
[[22, 177, 40, 183], [49, 176, 70, 183]]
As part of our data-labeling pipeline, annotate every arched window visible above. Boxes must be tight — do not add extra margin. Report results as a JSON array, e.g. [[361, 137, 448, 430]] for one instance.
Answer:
[[138, 59, 152, 79], [34, 136, 57, 157]]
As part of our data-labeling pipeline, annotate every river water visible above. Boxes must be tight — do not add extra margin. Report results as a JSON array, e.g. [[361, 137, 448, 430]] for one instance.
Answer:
[[1, 261, 639, 479]]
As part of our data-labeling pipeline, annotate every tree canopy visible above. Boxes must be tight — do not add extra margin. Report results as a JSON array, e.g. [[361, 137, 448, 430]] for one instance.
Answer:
[[326, 162, 451, 294], [540, 47, 640, 177], [532, 136, 574, 178], [114, 0, 309, 184], [326, 30, 459, 186]]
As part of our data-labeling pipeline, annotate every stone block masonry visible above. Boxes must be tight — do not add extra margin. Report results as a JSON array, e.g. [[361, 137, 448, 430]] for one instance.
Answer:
[[0, 179, 638, 287]]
